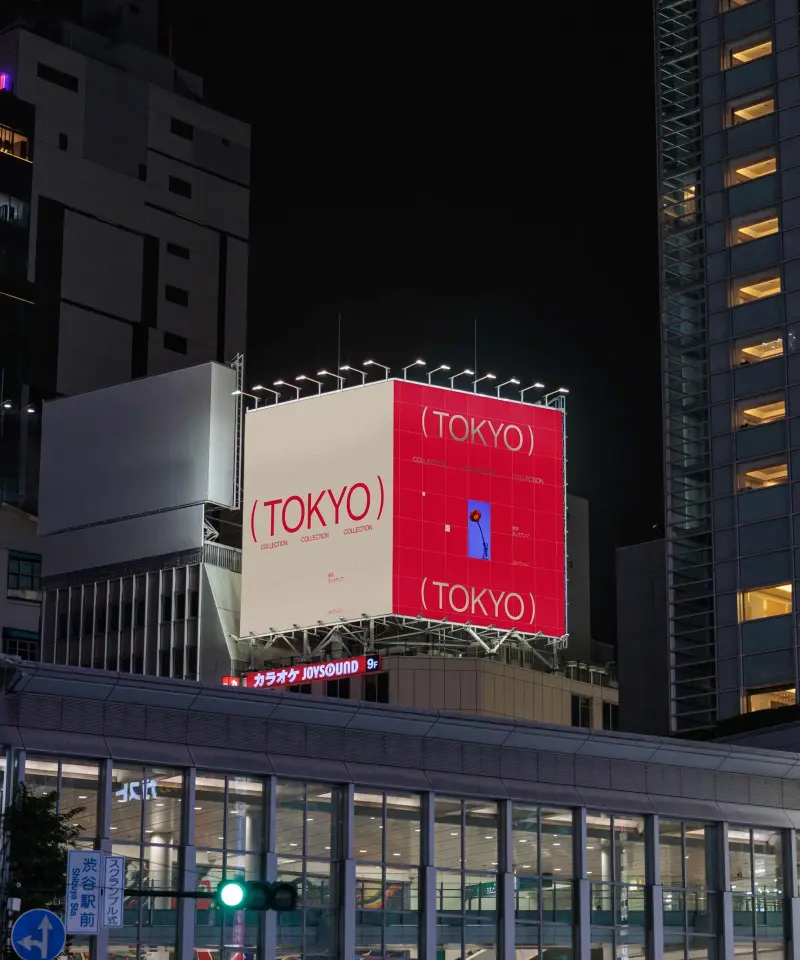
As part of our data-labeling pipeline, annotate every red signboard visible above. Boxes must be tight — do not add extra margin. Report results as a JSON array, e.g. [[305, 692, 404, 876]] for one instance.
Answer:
[[392, 381, 565, 637], [244, 654, 382, 690]]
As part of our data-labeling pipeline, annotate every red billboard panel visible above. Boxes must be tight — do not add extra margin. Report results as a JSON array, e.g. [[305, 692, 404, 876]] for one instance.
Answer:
[[392, 382, 565, 637]]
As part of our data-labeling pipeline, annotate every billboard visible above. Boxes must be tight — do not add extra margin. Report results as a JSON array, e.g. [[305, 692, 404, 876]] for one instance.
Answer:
[[241, 380, 565, 638], [242, 654, 382, 689]]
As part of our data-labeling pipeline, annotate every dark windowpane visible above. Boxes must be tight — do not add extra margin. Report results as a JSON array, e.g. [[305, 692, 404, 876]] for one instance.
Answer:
[[571, 694, 591, 728], [175, 593, 186, 620], [363, 672, 389, 703], [170, 117, 194, 140], [161, 595, 172, 622], [163, 331, 187, 353], [135, 600, 146, 628], [168, 175, 191, 198], [37, 62, 79, 92], [164, 285, 189, 307], [166, 242, 190, 259], [188, 590, 199, 618], [326, 677, 350, 699]]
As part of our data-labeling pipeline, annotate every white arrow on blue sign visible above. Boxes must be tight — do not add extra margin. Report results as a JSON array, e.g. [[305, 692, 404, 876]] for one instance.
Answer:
[[11, 909, 66, 960]]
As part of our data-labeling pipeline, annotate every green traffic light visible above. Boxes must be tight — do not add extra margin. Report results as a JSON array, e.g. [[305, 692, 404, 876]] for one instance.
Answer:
[[218, 879, 246, 908]]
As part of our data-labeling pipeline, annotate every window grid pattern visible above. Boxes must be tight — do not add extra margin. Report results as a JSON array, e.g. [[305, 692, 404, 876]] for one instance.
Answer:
[[12, 760, 800, 959], [7, 550, 41, 602], [656, 0, 717, 734]]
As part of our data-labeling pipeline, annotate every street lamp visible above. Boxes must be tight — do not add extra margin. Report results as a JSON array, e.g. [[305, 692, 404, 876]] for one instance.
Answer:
[[402, 359, 426, 380], [427, 364, 451, 384], [520, 382, 545, 402], [449, 369, 474, 389], [318, 370, 345, 389], [252, 385, 281, 404], [543, 387, 569, 404], [232, 389, 262, 409], [274, 380, 301, 399], [296, 375, 323, 395], [364, 360, 390, 378], [340, 364, 367, 384], [496, 378, 519, 397], [472, 373, 496, 393], [1, 400, 10, 410]]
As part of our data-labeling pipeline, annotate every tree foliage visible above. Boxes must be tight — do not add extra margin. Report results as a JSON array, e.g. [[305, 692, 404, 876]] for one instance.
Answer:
[[3, 786, 83, 911]]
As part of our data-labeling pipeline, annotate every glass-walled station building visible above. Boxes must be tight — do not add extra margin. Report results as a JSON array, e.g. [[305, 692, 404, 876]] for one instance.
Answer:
[[3, 663, 800, 960]]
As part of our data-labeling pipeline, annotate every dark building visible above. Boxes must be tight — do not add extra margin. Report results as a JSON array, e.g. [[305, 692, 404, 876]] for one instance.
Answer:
[[655, 0, 800, 736]]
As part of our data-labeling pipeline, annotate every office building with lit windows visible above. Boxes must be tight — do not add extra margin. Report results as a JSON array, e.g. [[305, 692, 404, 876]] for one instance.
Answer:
[[653, 0, 800, 736], [3, 659, 800, 960]]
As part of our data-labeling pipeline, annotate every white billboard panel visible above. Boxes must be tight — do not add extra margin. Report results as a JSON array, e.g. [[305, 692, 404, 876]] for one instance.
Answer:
[[39, 363, 236, 535], [241, 382, 394, 636]]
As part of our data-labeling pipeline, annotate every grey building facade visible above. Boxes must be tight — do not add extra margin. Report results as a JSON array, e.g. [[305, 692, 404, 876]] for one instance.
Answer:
[[657, 0, 800, 734], [0, 0, 250, 513]]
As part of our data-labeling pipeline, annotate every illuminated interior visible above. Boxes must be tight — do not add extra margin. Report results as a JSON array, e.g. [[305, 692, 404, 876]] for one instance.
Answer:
[[738, 460, 788, 490], [739, 583, 792, 622], [730, 154, 777, 183], [737, 398, 785, 426], [736, 334, 783, 364], [731, 211, 779, 244], [729, 38, 773, 66], [731, 95, 775, 125], [746, 685, 796, 713], [732, 272, 781, 303], [0, 124, 29, 161], [721, 0, 754, 8]]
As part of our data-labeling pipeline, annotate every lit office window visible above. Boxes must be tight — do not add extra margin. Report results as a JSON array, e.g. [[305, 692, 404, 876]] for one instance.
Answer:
[[730, 209, 779, 245], [24, 757, 100, 839], [728, 150, 777, 185], [732, 270, 781, 304], [738, 584, 792, 621], [725, 33, 773, 69], [735, 396, 785, 427], [735, 331, 783, 364], [728, 91, 775, 126], [729, 826, 784, 952], [746, 685, 796, 712], [737, 459, 788, 491], [721, 0, 755, 8], [662, 183, 697, 226], [0, 124, 29, 160]]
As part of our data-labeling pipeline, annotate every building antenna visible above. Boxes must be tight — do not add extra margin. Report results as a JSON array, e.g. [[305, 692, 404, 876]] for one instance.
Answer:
[[473, 315, 478, 375], [337, 312, 342, 374]]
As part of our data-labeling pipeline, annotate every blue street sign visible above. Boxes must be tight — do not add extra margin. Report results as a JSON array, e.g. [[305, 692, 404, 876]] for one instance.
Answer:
[[11, 909, 66, 960]]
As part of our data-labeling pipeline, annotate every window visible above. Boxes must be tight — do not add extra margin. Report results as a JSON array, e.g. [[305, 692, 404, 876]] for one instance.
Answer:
[[728, 150, 777, 185], [659, 820, 718, 960], [602, 701, 619, 731], [738, 583, 792, 621], [735, 331, 783, 364], [724, 33, 773, 69], [168, 175, 192, 198], [738, 458, 788, 490], [138, 163, 146, 181], [721, 0, 755, 8], [364, 671, 389, 703], [26, 757, 100, 839], [728, 90, 775, 126], [287, 683, 312, 694], [662, 183, 697, 226], [58, 132, 68, 151], [571, 694, 591, 728], [7, 550, 41, 602], [729, 826, 784, 951], [730, 208, 779, 245], [746, 684, 796, 712], [170, 117, 194, 140], [326, 677, 350, 698], [166, 241, 190, 259], [0, 193, 29, 228], [732, 270, 781, 304], [161, 594, 172, 622], [37, 62, 79, 92], [2, 627, 38, 660], [163, 331, 187, 353], [0, 125, 29, 161], [164, 284, 189, 307], [735, 395, 785, 427]]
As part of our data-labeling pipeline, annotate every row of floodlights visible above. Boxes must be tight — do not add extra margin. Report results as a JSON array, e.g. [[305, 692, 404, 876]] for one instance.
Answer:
[[234, 360, 569, 406], [1, 399, 35, 413]]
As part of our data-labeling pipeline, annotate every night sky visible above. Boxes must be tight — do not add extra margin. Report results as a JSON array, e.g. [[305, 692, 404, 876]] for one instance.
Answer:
[[171, 8, 661, 646]]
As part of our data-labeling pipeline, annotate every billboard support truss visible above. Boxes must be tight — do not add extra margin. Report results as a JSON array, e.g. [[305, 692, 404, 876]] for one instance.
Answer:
[[233, 615, 568, 673]]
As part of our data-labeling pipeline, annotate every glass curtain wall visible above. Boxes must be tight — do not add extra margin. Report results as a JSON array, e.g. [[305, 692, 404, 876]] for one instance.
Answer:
[[353, 789, 420, 956], [275, 780, 338, 959], [729, 826, 785, 960], [660, 820, 718, 960], [514, 805, 574, 957], [434, 796, 499, 959], [588, 811, 647, 960], [193, 773, 264, 960]]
